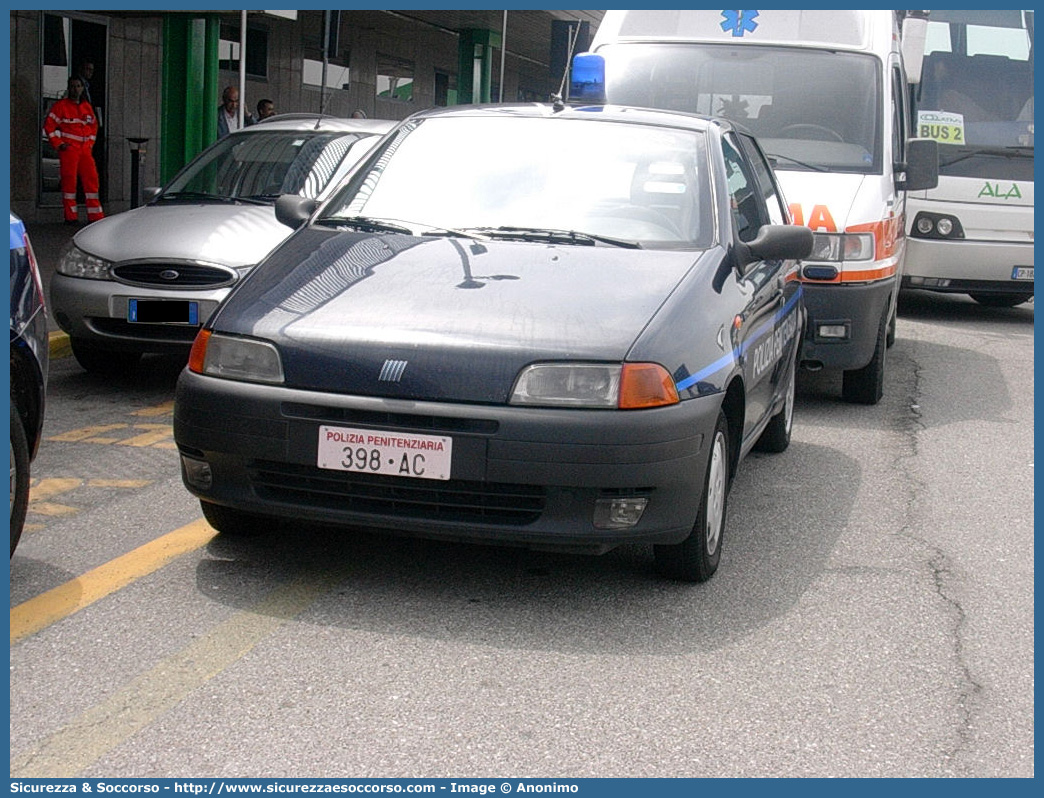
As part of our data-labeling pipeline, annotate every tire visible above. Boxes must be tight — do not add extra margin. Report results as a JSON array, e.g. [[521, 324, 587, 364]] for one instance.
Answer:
[[71, 337, 142, 375], [842, 308, 887, 405], [655, 410, 730, 583], [969, 292, 1033, 308], [755, 350, 796, 453], [10, 403, 30, 557], [200, 500, 264, 536], [886, 302, 897, 348]]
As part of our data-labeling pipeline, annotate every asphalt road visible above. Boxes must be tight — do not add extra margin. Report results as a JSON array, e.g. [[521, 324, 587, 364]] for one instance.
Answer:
[[9, 290, 1034, 778]]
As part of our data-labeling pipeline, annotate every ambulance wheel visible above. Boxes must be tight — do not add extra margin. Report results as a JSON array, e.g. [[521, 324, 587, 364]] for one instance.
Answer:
[[655, 410, 730, 583], [71, 338, 141, 375], [842, 309, 887, 405], [969, 292, 1033, 308], [755, 350, 796, 453]]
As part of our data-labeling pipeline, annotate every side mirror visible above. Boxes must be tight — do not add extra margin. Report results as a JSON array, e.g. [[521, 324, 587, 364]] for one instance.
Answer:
[[898, 137, 939, 192], [143, 186, 162, 203], [275, 194, 318, 229], [738, 224, 813, 269]]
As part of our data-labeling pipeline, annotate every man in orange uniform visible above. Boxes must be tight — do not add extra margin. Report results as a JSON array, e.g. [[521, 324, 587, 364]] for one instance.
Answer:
[[43, 76, 104, 225]]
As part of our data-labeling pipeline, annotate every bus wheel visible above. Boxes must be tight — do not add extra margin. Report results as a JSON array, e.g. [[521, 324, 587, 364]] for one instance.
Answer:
[[969, 292, 1032, 308]]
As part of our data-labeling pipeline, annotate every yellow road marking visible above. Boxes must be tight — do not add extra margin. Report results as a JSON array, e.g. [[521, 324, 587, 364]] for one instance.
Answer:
[[10, 519, 216, 644], [27, 501, 78, 517], [49, 331, 71, 360], [88, 478, 152, 489], [117, 423, 173, 448], [10, 575, 336, 778], [131, 400, 175, 417], [48, 424, 127, 442], [30, 477, 83, 500]]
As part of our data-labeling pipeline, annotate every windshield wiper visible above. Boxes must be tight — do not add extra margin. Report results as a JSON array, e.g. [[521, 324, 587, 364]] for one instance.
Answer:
[[939, 145, 1034, 167], [765, 153, 830, 173], [468, 226, 642, 249], [158, 191, 236, 203], [315, 216, 415, 234]]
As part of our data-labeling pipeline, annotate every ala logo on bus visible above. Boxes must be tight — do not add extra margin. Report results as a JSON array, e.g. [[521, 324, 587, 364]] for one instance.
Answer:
[[721, 10, 759, 37], [979, 182, 1023, 201]]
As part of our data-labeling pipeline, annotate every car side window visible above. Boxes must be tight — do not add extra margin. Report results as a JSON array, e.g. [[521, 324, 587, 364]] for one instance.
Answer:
[[721, 136, 769, 242], [736, 134, 788, 226]]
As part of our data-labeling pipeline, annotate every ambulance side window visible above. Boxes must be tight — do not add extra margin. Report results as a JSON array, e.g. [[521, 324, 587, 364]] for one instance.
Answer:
[[722, 135, 769, 243]]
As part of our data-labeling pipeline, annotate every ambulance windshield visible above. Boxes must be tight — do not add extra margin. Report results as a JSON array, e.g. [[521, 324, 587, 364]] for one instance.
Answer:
[[601, 42, 881, 174]]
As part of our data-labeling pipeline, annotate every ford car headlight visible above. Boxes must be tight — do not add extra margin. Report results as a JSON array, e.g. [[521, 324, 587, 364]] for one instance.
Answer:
[[188, 330, 284, 384], [56, 242, 113, 280], [510, 362, 678, 409]]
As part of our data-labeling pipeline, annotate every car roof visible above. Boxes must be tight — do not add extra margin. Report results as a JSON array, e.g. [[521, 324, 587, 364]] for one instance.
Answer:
[[401, 102, 726, 134], [231, 115, 397, 136]]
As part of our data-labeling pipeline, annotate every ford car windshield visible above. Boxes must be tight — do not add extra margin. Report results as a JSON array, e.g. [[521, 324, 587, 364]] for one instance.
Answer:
[[161, 130, 372, 202], [599, 42, 882, 174], [320, 115, 714, 249]]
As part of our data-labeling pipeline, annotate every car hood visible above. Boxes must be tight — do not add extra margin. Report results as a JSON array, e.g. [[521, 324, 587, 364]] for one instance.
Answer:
[[74, 203, 289, 268], [215, 228, 711, 403]]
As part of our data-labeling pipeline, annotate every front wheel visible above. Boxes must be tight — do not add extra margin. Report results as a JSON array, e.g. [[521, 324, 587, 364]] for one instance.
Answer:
[[655, 410, 730, 583], [755, 350, 796, 453], [842, 309, 887, 405], [969, 292, 1032, 308], [71, 338, 142, 375], [10, 403, 30, 557], [200, 500, 266, 536]]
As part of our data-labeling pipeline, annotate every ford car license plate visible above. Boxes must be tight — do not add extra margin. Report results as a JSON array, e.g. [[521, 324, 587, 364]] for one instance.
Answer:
[[1012, 266, 1033, 281], [128, 299, 199, 324], [317, 425, 452, 481]]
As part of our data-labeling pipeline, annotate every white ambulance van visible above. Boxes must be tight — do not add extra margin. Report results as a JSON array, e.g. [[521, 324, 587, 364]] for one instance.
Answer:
[[587, 9, 938, 403]]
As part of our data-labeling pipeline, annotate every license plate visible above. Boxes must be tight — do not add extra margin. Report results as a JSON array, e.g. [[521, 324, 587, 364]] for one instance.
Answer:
[[317, 425, 452, 481], [128, 299, 199, 324], [1012, 266, 1034, 281]]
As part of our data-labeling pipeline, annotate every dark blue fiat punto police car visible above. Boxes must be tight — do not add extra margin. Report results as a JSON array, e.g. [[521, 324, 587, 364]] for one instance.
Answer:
[[173, 103, 812, 582]]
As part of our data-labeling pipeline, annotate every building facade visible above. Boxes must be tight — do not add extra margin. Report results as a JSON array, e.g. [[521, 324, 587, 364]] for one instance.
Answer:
[[10, 9, 602, 223]]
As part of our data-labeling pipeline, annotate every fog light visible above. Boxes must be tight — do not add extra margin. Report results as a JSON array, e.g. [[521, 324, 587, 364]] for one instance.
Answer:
[[181, 455, 213, 490], [935, 218, 954, 236], [916, 217, 935, 235], [818, 324, 848, 339], [593, 497, 648, 529]]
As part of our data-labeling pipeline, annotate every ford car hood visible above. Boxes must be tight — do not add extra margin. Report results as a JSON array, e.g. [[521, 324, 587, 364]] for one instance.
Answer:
[[73, 203, 290, 268], [214, 229, 711, 403]]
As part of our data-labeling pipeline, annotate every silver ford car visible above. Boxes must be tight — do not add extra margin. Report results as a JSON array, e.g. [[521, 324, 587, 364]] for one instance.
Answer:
[[49, 115, 394, 374]]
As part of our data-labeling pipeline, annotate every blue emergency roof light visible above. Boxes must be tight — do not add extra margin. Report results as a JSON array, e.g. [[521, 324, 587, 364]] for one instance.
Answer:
[[569, 52, 607, 104]]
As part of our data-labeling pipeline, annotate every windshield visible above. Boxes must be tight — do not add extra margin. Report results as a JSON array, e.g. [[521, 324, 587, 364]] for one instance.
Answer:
[[162, 130, 372, 201], [321, 115, 713, 248], [600, 42, 882, 174], [914, 15, 1033, 173]]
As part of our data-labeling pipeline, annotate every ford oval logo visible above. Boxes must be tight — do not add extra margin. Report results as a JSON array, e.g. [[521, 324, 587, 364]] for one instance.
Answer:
[[159, 269, 180, 281]]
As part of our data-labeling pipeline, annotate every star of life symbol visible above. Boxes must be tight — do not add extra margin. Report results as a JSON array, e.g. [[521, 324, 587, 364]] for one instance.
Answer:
[[721, 10, 759, 37]]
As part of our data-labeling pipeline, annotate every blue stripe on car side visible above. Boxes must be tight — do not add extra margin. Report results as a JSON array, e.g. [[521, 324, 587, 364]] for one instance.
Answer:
[[675, 286, 803, 393], [10, 216, 27, 251]]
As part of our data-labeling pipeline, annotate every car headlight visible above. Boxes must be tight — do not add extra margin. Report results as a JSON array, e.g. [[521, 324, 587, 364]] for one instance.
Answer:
[[510, 362, 678, 409], [56, 242, 113, 280], [807, 232, 874, 263], [188, 330, 284, 384]]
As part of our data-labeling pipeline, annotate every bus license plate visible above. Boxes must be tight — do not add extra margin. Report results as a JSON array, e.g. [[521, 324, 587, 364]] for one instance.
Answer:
[[1012, 266, 1033, 281], [128, 299, 199, 324], [317, 425, 452, 481]]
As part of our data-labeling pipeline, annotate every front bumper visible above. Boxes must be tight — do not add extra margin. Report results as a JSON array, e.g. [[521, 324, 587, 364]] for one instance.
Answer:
[[902, 237, 1034, 295], [798, 279, 893, 372], [173, 369, 722, 551], [49, 273, 230, 352]]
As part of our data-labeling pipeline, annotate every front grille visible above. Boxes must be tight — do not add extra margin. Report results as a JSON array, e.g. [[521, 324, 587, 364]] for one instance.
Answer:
[[111, 262, 238, 288], [249, 460, 545, 525], [281, 402, 498, 435]]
